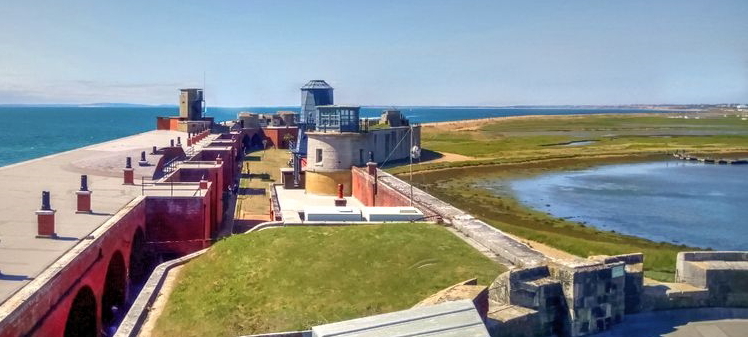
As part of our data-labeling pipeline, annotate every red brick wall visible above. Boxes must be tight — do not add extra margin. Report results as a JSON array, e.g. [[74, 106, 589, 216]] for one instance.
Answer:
[[351, 166, 410, 207], [0, 132, 240, 337], [145, 196, 211, 257], [0, 198, 147, 337], [260, 127, 298, 149]]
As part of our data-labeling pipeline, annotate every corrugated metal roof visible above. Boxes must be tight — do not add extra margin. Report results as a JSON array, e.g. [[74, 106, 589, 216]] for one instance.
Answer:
[[311, 299, 490, 337], [301, 80, 333, 90]]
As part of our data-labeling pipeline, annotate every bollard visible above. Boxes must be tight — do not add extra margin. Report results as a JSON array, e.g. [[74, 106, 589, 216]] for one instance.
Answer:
[[139, 151, 148, 166], [170, 139, 175, 147], [334, 184, 347, 206], [152, 146, 157, 154]]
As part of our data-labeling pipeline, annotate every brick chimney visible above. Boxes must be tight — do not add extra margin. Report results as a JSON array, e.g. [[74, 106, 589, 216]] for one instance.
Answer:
[[35, 191, 56, 238], [199, 175, 209, 190], [76, 175, 92, 213], [123, 157, 134, 185]]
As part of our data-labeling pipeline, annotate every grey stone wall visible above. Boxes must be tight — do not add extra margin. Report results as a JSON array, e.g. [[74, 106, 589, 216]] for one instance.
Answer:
[[676, 251, 748, 307]]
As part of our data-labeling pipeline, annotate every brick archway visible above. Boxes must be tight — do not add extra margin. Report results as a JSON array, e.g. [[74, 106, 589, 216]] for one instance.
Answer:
[[64, 286, 97, 337], [102, 251, 127, 328]]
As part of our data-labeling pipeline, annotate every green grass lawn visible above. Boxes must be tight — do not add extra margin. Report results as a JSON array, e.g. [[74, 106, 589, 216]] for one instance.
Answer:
[[153, 223, 503, 337], [235, 148, 290, 218]]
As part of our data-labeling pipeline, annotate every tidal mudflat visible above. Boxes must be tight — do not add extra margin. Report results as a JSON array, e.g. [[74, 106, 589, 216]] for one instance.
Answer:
[[502, 161, 748, 250]]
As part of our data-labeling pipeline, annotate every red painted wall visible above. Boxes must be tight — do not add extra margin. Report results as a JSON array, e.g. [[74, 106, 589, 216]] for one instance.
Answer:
[[351, 166, 410, 207]]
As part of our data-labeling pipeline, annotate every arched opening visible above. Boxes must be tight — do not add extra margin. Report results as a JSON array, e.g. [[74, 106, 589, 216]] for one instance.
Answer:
[[64, 286, 97, 337], [102, 251, 127, 328], [241, 134, 251, 155], [250, 133, 263, 149], [128, 228, 152, 288]]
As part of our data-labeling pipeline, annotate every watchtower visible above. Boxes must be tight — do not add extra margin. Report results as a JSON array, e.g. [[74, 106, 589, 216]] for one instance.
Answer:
[[179, 88, 204, 120]]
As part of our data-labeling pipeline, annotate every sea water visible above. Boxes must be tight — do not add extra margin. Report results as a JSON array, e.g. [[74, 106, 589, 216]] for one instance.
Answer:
[[0, 106, 667, 167], [502, 161, 748, 250]]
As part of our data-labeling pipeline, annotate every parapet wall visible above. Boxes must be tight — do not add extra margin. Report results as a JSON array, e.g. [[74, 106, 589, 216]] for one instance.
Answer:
[[372, 167, 546, 267], [351, 166, 411, 208]]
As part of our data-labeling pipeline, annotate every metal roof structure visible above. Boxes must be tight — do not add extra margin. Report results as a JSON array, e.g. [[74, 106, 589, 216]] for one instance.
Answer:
[[301, 80, 334, 90], [311, 299, 490, 337]]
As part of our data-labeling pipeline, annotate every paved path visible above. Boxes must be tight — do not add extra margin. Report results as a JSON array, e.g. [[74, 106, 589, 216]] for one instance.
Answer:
[[0, 130, 187, 304], [597, 308, 748, 337]]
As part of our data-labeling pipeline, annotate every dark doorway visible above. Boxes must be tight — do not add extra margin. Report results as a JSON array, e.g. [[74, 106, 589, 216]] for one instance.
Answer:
[[242, 134, 251, 154], [250, 133, 263, 149], [102, 251, 127, 327], [128, 228, 152, 287], [64, 286, 97, 337]]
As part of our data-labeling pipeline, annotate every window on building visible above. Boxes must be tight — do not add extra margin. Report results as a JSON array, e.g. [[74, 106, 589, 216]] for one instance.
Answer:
[[316, 148, 323, 163]]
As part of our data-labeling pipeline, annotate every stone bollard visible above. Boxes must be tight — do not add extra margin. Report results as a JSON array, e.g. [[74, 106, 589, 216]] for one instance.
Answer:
[[36, 191, 56, 238], [123, 157, 134, 185], [152, 146, 157, 154], [170, 139, 175, 147], [76, 175, 92, 213], [176, 137, 181, 146]]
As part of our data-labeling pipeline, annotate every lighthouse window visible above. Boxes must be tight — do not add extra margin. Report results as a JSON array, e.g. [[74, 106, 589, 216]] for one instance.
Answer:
[[316, 148, 323, 163]]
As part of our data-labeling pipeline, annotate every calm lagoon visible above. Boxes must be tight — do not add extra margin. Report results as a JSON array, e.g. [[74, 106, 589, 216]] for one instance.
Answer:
[[492, 161, 748, 250]]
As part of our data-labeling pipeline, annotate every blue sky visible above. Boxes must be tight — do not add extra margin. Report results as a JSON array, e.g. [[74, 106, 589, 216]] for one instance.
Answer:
[[0, 0, 746, 106]]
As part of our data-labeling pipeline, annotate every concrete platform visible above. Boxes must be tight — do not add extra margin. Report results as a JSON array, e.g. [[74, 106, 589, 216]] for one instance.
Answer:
[[273, 186, 364, 223], [0, 130, 191, 304]]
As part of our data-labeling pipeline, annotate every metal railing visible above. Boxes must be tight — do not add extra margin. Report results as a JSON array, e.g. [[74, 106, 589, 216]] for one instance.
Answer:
[[140, 176, 203, 197]]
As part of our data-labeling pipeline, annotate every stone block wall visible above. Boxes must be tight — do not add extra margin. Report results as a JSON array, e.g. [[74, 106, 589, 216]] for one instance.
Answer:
[[547, 260, 626, 336], [676, 251, 748, 307], [489, 266, 569, 336], [590, 253, 644, 314]]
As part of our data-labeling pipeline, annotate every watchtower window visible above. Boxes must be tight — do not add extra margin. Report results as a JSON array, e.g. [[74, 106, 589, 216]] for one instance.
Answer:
[[316, 148, 323, 163]]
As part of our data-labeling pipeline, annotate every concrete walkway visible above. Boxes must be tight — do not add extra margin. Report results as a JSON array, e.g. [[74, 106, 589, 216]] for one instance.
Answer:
[[0, 130, 188, 304], [597, 308, 748, 337]]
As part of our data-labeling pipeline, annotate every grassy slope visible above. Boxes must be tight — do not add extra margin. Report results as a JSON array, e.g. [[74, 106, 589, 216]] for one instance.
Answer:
[[153, 224, 503, 337], [393, 114, 748, 281]]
